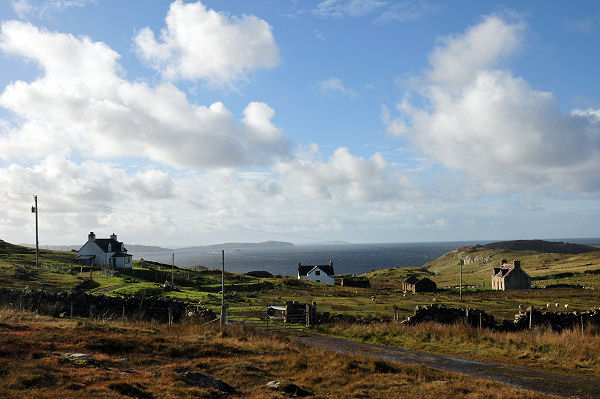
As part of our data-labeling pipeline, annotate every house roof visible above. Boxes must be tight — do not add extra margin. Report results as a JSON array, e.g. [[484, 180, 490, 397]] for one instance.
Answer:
[[94, 238, 127, 254], [404, 275, 419, 284], [311, 265, 335, 276], [299, 264, 334, 277], [298, 265, 314, 277]]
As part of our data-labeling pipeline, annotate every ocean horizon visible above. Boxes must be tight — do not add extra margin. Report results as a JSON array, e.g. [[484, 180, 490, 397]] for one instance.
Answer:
[[134, 240, 482, 276]]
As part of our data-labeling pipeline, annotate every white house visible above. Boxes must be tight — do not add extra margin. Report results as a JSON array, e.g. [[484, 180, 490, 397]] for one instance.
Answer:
[[73, 232, 133, 268], [297, 260, 335, 284]]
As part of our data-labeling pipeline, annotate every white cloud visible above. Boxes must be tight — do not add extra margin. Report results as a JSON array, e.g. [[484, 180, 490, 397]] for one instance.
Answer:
[[385, 15, 600, 195], [0, 21, 291, 169], [312, 0, 386, 18], [377, 1, 439, 23], [10, 0, 96, 19], [134, 0, 280, 86], [274, 146, 409, 202], [318, 77, 358, 99]]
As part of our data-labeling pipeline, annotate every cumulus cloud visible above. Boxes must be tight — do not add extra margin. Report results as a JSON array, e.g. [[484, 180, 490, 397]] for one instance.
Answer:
[[134, 0, 280, 86], [0, 156, 174, 209], [312, 0, 386, 18], [384, 15, 600, 194], [0, 21, 291, 169], [274, 146, 409, 202], [318, 78, 358, 99]]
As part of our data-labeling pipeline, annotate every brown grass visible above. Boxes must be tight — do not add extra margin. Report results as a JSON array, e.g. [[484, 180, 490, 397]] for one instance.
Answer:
[[0, 305, 556, 398], [316, 320, 600, 377]]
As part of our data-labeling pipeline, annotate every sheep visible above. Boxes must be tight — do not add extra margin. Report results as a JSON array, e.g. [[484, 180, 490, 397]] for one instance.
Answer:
[[555, 302, 560, 308], [564, 304, 569, 309], [546, 303, 551, 309]]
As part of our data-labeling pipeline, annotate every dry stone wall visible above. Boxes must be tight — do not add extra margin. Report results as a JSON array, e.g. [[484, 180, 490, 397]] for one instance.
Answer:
[[0, 287, 215, 323]]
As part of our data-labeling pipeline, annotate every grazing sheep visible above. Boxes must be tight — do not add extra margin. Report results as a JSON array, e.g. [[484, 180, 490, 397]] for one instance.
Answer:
[[555, 302, 560, 308], [546, 303, 551, 309], [564, 304, 569, 309], [371, 296, 376, 302]]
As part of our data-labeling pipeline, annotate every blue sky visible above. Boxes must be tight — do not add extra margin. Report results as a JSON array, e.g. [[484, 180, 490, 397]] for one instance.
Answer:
[[0, 0, 599, 246]]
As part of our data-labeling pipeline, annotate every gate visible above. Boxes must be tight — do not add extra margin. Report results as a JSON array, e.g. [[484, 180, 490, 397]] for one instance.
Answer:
[[226, 302, 315, 331]]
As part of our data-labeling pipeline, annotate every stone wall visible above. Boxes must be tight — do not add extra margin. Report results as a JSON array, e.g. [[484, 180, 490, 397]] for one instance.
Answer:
[[512, 307, 600, 332], [401, 304, 496, 329], [0, 287, 215, 323]]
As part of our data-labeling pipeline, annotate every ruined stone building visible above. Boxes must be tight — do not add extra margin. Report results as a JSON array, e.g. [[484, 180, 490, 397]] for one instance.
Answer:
[[492, 260, 531, 290], [403, 276, 437, 293]]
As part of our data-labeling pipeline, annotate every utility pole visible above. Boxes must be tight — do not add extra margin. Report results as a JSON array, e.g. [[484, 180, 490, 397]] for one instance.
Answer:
[[221, 249, 225, 307], [171, 252, 174, 285], [32, 195, 39, 268], [220, 249, 225, 329], [459, 258, 463, 302]]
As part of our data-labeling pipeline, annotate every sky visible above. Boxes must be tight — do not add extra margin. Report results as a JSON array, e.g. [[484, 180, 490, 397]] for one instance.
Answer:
[[0, 0, 599, 246]]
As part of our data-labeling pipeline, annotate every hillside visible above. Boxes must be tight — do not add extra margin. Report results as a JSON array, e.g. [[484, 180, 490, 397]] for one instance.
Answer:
[[477, 239, 598, 254], [423, 239, 600, 287]]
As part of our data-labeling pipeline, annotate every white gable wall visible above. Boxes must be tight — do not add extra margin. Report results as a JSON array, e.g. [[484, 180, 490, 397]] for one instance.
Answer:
[[305, 267, 334, 285], [77, 240, 109, 266]]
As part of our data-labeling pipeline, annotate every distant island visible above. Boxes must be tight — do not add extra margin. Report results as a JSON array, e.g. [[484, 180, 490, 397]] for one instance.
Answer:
[[178, 241, 294, 251], [22, 241, 295, 254]]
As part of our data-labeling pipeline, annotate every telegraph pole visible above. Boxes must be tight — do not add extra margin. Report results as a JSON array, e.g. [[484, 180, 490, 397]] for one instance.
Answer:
[[171, 252, 174, 285], [221, 249, 225, 307], [220, 249, 225, 329], [32, 195, 39, 268], [459, 258, 463, 302]]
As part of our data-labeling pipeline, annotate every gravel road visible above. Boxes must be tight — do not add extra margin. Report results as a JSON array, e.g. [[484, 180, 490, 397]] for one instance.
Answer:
[[282, 330, 600, 398]]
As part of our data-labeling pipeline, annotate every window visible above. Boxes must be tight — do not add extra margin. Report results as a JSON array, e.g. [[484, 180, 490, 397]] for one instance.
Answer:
[[315, 271, 320, 276]]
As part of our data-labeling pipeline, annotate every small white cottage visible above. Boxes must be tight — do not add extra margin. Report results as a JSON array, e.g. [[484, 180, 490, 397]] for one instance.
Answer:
[[297, 260, 335, 284], [74, 232, 133, 268]]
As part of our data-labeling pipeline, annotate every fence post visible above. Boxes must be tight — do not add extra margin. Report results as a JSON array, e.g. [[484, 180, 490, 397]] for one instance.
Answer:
[[529, 306, 533, 330], [479, 312, 482, 330], [266, 306, 269, 332], [122, 305, 125, 320], [306, 304, 311, 328], [70, 302, 73, 318]]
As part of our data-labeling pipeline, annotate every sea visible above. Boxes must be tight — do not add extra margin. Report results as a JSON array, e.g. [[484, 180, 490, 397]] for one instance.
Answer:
[[132, 241, 481, 276]]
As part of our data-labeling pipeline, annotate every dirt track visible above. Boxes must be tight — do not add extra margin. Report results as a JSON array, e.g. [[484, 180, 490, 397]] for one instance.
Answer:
[[281, 330, 600, 398]]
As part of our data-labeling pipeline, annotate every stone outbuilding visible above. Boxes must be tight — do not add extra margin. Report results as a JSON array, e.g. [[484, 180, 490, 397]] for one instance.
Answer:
[[403, 275, 437, 293], [492, 260, 531, 290]]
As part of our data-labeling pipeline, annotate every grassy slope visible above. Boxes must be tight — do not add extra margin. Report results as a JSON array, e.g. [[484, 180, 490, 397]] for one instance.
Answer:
[[422, 244, 600, 287], [0, 306, 555, 398], [3, 238, 600, 380]]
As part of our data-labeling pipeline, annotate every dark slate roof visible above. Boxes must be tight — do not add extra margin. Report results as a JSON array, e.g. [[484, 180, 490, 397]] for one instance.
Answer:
[[94, 239, 127, 254], [298, 265, 314, 277], [298, 264, 335, 277], [311, 265, 335, 276], [404, 275, 419, 284]]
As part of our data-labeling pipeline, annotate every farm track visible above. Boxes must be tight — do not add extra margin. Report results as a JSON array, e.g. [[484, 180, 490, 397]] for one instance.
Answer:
[[280, 330, 600, 398]]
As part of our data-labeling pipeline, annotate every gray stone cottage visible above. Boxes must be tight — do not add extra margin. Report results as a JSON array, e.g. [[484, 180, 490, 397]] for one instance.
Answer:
[[492, 260, 531, 290]]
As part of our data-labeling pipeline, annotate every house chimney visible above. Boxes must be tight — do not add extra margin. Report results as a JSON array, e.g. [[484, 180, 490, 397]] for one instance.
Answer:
[[501, 259, 507, 266], [88, 232, 96, 241], [298, 260, 301, 268], [329, 259, 333, 267], [513, 260, 521, 269], [110, 233, 117, 241]]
